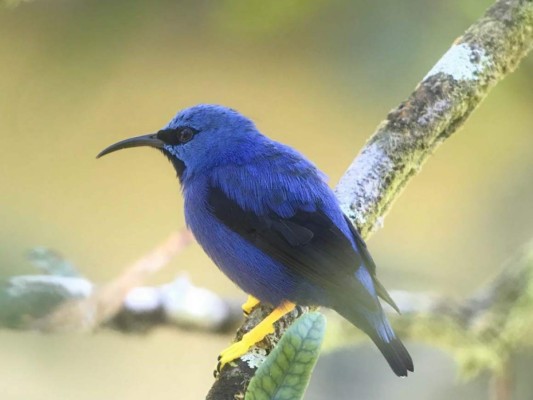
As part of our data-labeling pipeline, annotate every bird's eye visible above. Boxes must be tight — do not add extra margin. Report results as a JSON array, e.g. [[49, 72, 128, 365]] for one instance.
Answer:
[[179, 127, 194, 143], [156, 127, 196, 145]]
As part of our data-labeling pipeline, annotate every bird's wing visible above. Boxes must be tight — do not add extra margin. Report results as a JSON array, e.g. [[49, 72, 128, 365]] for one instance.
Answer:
[[207, 185, 379, 310]]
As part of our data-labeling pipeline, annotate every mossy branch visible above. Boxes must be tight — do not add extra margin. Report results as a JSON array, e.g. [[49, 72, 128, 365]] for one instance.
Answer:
[[0, 0, 530, 399], [336, 0, 533, 237], [208, 0, 533, 398]]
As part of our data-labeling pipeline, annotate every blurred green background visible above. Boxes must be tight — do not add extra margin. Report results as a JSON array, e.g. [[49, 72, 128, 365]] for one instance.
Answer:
[[0, 0, 531, 399]]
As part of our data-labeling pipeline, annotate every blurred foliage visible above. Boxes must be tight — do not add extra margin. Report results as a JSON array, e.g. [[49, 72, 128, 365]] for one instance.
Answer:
[[211, 0, 327, 37], [2, 0, 33, 8]]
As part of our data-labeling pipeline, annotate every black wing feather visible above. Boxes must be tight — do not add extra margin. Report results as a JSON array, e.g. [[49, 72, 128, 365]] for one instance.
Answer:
[[343, 215, 400, 313], [208, 186, 377, 310]]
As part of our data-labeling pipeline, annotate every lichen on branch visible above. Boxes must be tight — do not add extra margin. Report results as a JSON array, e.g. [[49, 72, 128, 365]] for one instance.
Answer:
[[208, 0, 533, 398]]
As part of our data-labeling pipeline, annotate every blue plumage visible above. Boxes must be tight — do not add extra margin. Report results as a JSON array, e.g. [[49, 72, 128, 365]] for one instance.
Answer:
[[98, 104, 413, 376]]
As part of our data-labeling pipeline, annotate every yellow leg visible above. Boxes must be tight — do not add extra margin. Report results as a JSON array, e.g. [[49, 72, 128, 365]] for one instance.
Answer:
[[242, 295, 260, 315], [217, 301, 296, 371]]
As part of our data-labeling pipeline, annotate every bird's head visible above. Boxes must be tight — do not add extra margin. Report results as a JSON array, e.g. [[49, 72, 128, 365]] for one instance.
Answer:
[[97, 104, 261, 180]]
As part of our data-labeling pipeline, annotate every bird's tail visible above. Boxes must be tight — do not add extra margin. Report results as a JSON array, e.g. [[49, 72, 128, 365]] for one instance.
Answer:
[[335, 306, 414, 377], [369, 331, 413, 377]]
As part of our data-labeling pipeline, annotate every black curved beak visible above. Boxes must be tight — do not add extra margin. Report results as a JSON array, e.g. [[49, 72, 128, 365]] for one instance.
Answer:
[[97, 133, 165, 158]]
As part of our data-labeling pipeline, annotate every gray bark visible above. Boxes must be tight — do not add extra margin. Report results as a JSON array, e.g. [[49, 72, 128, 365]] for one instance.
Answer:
[[207, 0, 533, 398]]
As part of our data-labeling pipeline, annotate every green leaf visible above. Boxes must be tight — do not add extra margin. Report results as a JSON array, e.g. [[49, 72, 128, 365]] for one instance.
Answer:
[[245, 312, 326, 400]]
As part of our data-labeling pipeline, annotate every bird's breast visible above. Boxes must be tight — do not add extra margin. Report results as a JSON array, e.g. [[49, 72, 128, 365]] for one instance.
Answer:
[[182, 177, 298, 305]]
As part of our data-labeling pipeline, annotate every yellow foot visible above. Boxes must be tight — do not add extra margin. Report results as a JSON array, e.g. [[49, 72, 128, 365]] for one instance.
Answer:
[[216, 301, 296, 372], [242, 295, 260, 315]]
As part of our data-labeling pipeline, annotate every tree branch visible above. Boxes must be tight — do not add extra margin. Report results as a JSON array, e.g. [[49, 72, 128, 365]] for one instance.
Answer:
[[336, 0, 533, 237], [0, 1, 530, 399], [208, 0, 533, 398]]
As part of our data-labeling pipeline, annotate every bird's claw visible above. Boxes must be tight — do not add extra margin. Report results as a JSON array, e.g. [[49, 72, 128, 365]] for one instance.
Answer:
[[215, 302, 288, 376], [241, 295, 260, 316], [216, 340, 253, 373], [294, 305, 304, 318]]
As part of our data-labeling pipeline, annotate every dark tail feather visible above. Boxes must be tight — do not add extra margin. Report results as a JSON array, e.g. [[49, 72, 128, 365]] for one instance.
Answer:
[[336, 306, 414, 377], [370, 333, 414, 377], [374, 278, 401, 314]]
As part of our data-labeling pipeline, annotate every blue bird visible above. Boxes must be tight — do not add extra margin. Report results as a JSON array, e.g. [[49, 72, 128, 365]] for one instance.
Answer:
[[98, 104, 413, 376]]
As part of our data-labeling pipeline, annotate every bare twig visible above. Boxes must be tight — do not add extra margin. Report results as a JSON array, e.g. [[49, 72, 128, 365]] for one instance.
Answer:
[[490, 362, 512, 400]]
